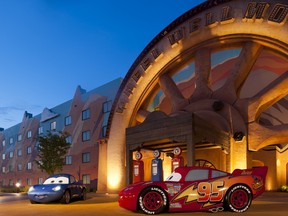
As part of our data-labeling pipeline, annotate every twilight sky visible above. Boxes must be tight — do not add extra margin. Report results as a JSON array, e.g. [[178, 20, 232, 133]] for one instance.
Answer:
[[0, 0, 205, 129]]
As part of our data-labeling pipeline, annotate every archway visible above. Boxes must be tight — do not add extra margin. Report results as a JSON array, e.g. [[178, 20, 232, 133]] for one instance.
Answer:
[[104, 0, 288, 192]]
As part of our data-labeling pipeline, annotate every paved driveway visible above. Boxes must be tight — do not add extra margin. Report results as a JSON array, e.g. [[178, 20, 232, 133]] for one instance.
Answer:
[[0, 192, 287, 216]]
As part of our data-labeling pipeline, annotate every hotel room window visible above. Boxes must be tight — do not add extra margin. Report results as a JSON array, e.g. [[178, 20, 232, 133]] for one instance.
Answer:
[[27, 146, 32, 155], [82, 131, 90, 142], [50, 121, 57, 130], [65, 155, 72, 165], [82, 109, 90, 120], [82, 174, 91, 184], [27, 162, 32, 170], [17, 134, 22, 142], [17, 149, 22, 157], [27, 130, 32, 139], [38, 126, 43, 135], [102, 100, 112, 113], [82, 152, 90, 163], [65, 115, 72, 126]]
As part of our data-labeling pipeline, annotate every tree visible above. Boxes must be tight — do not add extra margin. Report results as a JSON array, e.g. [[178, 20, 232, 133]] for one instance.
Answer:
[[35, 131, 70, 175]]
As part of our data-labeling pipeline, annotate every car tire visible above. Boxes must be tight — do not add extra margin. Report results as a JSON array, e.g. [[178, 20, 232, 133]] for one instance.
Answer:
[[138, 187, 168, 214], [225, 184, 252, 213], [60, 190, 71, 204], [30, 199, 38, 204], [80, 188, 87, 200]]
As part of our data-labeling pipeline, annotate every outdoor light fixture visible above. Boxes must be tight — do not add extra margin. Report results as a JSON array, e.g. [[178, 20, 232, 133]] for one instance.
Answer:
[[233, 131, 244, 141], [212, 100, 224, 111]]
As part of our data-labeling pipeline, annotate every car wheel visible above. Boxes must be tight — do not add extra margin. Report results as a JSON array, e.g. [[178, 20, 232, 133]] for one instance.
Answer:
[[30, 200, 38, 204], [60, 190, 71, 204], [225, 184, 252, 213], [80, 188, 87, 200], [138, 187, 168, 214]]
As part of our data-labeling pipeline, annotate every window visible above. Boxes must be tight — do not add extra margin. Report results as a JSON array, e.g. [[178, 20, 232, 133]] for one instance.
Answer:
[[82, 152, 90, 163], [9, 179, 14, 187], [2, 153, 5, 160], [9, 151, 13, 158], [38, 178, 44, 184], [17, 149, 22, 157], [27, 146, 32, 155], [9, 164, 14, 172], [17, 164, 22, 171], [65, 116, 72, 126], [27, 178, 32, 186], [82, 174, 91, 184], [17, 134, 22, 142], [212, 170, 228, 178], [50, 121, 56, 130], [9, 137, 13, 145], [185, 169, 209, 181], [38, 126, 43, 135], [27, 162, 32, 170], [65, 155, 72, 165], [82, 131, 90, 142], [2, 140, 5, 147], [102, 126, 107, 137], [102, 100, 112, 113], [70, 175, 76, 184], [66, 136, 72, 144], [2, 167, 5, 173], [82, 109, 90, 120], [27, 130, 32, 138]]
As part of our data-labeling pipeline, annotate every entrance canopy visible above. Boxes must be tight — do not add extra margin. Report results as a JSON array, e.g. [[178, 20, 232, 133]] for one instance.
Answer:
[[125, 111, 229, 184]]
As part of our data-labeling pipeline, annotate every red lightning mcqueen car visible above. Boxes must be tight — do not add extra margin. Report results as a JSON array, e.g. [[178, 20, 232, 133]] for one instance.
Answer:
[[119, 166, 268, 214]]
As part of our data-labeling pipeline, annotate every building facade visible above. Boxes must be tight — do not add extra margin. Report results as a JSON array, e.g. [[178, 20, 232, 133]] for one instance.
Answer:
[[0, 78, 122, 190], [1, 0, 288, 193]]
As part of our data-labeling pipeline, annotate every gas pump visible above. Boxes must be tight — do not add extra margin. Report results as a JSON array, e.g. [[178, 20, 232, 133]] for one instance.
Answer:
[[171, 147, 184, 172], [132, 151, 144, 183], [151, 150, 163, 181]]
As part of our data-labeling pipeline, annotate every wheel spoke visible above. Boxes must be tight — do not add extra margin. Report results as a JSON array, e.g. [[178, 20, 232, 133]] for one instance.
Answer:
[[158, 73, 188, 112], [213, 42, 263, 103], [189, 49, 212, 102]]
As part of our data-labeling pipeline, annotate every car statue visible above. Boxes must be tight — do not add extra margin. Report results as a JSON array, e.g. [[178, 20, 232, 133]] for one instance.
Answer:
[[119, 166, 268, 214], [28, 173, 86, 204]]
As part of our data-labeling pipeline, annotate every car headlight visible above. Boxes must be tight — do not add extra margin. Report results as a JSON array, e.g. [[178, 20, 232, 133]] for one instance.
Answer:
[[52, 185, 62, 191], [28, 186, 34, 192]]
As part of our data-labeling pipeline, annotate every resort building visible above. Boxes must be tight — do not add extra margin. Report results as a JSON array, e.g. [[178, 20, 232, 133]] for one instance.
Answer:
[[1, 0, 288, 193]]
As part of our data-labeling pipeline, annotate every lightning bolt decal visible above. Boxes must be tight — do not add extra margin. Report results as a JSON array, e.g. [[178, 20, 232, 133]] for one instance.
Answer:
[[172, 184, 199, 203]]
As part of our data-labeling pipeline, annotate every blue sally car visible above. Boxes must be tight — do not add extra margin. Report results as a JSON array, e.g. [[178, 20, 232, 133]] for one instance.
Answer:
[[28, 173, 86, 204]]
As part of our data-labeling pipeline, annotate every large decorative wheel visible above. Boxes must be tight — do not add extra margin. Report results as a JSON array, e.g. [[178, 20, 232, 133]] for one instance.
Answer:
[[195, 159, 216, 169], [106, 0, 288, 191], [138, 187, 168, 214]]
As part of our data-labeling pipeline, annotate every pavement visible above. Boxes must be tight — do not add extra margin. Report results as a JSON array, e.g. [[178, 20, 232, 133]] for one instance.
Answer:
[[0, 191, 287, 216]]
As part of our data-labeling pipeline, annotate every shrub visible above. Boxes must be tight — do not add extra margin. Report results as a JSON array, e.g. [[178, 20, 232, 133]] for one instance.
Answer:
[[280, 185, 288, 192]]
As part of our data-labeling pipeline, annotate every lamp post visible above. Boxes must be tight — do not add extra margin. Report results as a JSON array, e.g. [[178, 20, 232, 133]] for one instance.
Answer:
[[15, 182, 21, 193]]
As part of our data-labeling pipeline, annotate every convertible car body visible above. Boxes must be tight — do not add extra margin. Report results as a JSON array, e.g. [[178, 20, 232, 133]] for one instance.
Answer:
[[28, 173, 86, 204], [119, 166, 268, 214]]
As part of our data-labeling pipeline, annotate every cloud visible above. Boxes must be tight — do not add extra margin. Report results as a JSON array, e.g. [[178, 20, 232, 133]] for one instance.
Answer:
[[0, 104, 43, 129], [0, 106, 23, 115]]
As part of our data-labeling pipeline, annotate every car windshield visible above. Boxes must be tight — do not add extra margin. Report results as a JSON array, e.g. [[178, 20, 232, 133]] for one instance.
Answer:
[[165, 172, 182, 182], [43, 176, 69, 184]]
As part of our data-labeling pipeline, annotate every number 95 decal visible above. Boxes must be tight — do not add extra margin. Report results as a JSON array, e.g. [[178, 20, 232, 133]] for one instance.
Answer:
[[197, 181, 224, 203]]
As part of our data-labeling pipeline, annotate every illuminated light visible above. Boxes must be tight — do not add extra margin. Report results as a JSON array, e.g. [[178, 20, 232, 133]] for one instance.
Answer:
[[108, 172, 122, 190], [277, 159, 281, 167], [52, 185, 61, 191], [15, 182, 21, 188]]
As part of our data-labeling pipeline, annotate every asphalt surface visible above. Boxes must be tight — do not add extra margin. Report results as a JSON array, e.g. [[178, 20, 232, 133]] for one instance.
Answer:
[[0, 192, 287, 216]]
